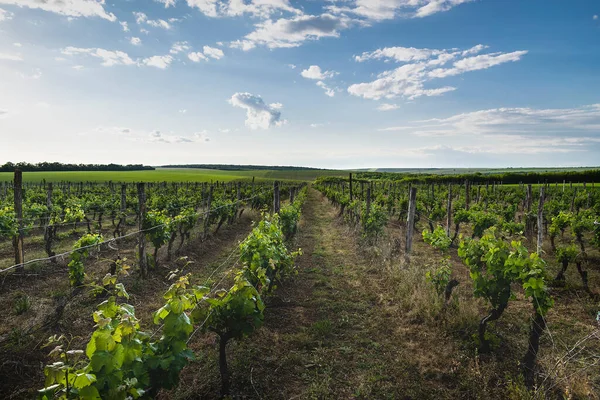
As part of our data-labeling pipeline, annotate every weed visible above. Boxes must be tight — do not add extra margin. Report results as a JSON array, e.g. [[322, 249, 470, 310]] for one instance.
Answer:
[[13, 292, 31, 315]]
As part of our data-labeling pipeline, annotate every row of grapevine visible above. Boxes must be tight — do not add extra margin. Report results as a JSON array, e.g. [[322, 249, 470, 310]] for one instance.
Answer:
[[314, 175, 599, 389], [0, 171, 301, 275], [37, 186, 308, 399]]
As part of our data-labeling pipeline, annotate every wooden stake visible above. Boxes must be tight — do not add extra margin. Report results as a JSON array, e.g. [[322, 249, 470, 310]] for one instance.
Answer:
[[446, 184, 452, 237], [349, 172, 353, 201], [537, 187, 545, 255], [13, 170, 24, 271], [273, 181, 280, 214], [137, 183, 147, 278], [405, 187, 417, 255], [44, 182, 56, 261]]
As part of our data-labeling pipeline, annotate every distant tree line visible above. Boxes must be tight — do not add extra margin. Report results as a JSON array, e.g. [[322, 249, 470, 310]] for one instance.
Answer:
[[161, 164, 325, 171], [0, 162, 154, 172], [355, 170, 600, 184]]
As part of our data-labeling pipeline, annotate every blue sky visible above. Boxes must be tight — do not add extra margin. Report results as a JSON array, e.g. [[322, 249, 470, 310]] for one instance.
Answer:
[[0, 0, 599, 169]]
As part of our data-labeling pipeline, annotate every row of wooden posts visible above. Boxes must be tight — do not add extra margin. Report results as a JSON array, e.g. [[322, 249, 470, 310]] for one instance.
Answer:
[[7, 169, 288, 276], [337, 174, 548, 257]]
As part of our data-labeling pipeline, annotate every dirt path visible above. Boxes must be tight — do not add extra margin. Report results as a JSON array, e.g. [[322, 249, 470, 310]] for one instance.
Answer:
[[175, 188, 480, 399]]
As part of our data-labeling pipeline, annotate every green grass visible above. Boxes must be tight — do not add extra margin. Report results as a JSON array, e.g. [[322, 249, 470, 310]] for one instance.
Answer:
[[0, 168, 348, 183], [368, 167, 600, 175]]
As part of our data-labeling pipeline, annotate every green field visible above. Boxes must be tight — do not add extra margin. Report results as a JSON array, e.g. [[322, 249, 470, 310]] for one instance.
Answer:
[[366, 166, 600, 175], [0, 168, 348, 183]]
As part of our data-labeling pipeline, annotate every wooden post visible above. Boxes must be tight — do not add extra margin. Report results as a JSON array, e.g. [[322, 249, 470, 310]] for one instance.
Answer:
[[537, 187, 545, 255], [365, 186, 371, 223], [273, 181, 280, 214], [446, 184, 452, 237], [405, 187, 417, 255], [526, 184, 532, 214], [44, 182, 56, 261], [204, 185, 213, 239], [137, 183, 147, 278], [235, 182, 241, 220], [116, 184, 126, 236], [290, 186, 295, 204], [465, 179, 470, 211], [13, 170, 24, 271]]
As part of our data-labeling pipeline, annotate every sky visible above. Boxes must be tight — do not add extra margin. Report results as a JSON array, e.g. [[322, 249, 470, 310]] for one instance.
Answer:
[[0, 0, 599, 169]]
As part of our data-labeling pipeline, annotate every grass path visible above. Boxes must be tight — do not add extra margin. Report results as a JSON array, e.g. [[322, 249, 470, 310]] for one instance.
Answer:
[[177, 188, 477, 399]]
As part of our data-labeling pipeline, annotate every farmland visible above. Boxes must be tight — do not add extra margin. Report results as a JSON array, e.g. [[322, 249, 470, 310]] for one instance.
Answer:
[[0, 167, 348, 183], [0, 169, 599, 399]]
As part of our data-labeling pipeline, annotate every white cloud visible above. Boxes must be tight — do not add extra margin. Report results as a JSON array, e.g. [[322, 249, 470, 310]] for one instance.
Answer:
[[203, 45, 224, 59], [377, 103, 400, 111], [186, 0, 301, 19], [355, 46, 441, 63], [229, 92, 285, 129], [134, 11, 147, 24], [373, 104, 600, 158], [287, 63, 296, 69], [179, 109, 187, 113], [13, 42, 22, 47], [407, 104, 600, 136], [0, 7, 13, 21], [170, 41, 190, 54], [218, 128, 230, 133], [593, 15, 598, 20], [301, 65, 337, 80], [378, 104, 600, 155], [0, 52, 22, 61], [428, 50, 528, 78], [300, 65, 339, 96], [414, 0, 473, 18], [149, 130, 199, 143], [316, 81, 335, 97], [120, 21, 129, 32], [61, 46, 136, 66], [133, 11, 171, 29], [130, 37, 142, 46], [327, 0, 473, 21], [142, 55, 173, 69], [156, 0, 177, 7], [233, 13, 354, 50], [96, 126, 207, 144], [187, 46, 224, 62], [310, 123, 324, 128], [188, 51, 208, 62], [0, 0, 116, 21], [348, 45, 527, 100], [72, 65, 84, 70], [0, 108, 8, 118], [355, 44, 487, 64], [147, 19, 171, 29]]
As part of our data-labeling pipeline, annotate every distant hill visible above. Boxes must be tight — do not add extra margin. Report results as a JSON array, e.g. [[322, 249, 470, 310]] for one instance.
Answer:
[[159, 164, 326, 171], [357, 167, 600, 175]]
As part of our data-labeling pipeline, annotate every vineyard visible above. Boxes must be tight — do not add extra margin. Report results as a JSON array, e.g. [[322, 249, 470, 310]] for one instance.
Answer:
[[0, 170, 599, 398]]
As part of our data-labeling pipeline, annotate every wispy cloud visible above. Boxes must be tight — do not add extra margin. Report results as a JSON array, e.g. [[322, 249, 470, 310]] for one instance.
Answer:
[[379, 104, 600, 155], [0, 6, 14, 21], [61, 47, 136, 67], [348, 44, 527, 100], [0, 0, 116, 21], [0, 52, 23, 61], [133, 11, 172, 30]]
